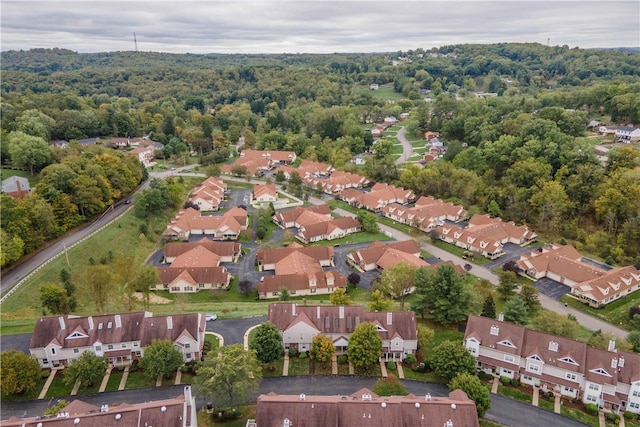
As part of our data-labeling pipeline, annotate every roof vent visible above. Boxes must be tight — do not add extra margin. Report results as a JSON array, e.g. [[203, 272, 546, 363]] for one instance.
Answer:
[[283, 418, 291, 427], [299, 393, 305, 401], [425, 393, 432, 400], [415, 402, 420, 408], [444, 420, 453, 427], [73, 419, 80, 425], [100, 404, 109, 412], [161, 406, 167, 413], [451, 403, 456, 410], [115, 414, 121, 420], [498, 312, 504, 321], [381, 402, 387, 408]]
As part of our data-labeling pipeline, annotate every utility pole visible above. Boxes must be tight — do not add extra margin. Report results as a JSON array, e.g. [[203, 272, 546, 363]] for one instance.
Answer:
[[134, 32, 138, 52]]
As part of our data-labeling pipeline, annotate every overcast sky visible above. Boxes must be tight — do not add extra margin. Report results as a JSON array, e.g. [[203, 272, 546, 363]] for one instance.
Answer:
[[1, 1, 639, 54]]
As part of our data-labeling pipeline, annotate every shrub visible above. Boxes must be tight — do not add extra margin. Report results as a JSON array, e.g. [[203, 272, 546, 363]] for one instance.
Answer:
[[181, 366, 189, 373], [485, 373, 494, 380], [41, 370, 51, 379], [500, 376, 510, 386], [605, 413, 619, 422], [417, 362, 426, 372], [585, 403, 598, 415], [404, 354, 416, 365], [288, 347, 297, 357], [510, 378, 519, 387], [478, 371, 487, 380], [624, 411, 635, 420], [387, 361, 396, 370], [544, 391, 554, 398], [337, 355, 348, 364], [299, 351, 307, 359]]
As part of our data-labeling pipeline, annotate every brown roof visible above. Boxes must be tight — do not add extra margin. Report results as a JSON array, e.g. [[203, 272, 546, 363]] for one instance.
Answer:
[[171, 246, 221, 268], [241, 149, 296, 162], [298, 217, 361, 240], [158, 266, 230, 285], [163, 239, 241, 259], [348, 240, 422, 269], [464, 314, 526, 356], [575, 265, 640, 303], [255, 388, 479, 427], [259, 271, 347, 293], [256, 245, 334, 267], [163, 206, 248, 237], [253, 183, 277, 198], [274, 204, 332, 226]]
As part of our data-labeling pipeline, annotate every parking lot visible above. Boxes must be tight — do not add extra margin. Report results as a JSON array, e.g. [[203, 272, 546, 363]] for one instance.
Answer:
[[533, 277, 571, 300]]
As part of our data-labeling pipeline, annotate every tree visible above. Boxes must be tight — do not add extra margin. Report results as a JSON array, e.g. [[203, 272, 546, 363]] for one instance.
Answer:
[[429, 341, 476, 380], [309, 334, 335, 364], [63, 351, 107, 388], [238, 280, 253, 297], [249, 322, 282, 365], [40, 284, 72, 314], [348, 322, 382, 372], [347, 272, 361, 287], [519, 282, 540, 315], [417, 325, 434, 352], [140, 339, 184, 380], [449, 372, 491, 418], [329, 287, 353, 305], [133, 264, 158, 310], [83, 264, 113, 314], [374, 262, 416, 310], [413, 265, 473, 325], [481, 294, 496, 319], [373, 373, 407, 396], [0, 350, 41, 395], [497, 270, 518, 301], [278, 286, 290, 301], [356, 210, 379, 233], [8, 131, 52, 174], [587, 331, 633, 352], [503, 296, 529, 326], [626, 331, 640, 353], [368, 289, 394, 312], [194, 344, 262, 408], [531, 312, 579, 339]]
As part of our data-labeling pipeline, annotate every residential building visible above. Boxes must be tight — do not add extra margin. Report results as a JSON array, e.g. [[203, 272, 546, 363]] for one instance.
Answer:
[[347, 240, 424, 271], [340, 184, 414, 212], [128, 145, 155, 167], [240, 149, 296, 164], [297, 217, 361, 244], [273, 204, 332, 229], [252, 183, 277, 203], [256, 244, 345, 299], [30, 312, 205, 368], [220, 156, 271, 176], [516, 244, 640, 307], [275, 159, 334, 178], [311, 171, 370, 195], [162, 239, 241, 263], [1, 176, 30, 199], [464, 314, 640, 414], [615, 126, 640, 142], [162, 207, 248, 241], [370, 83, 379, 90], [156, 244, 232, 293], [434, 214, 537, 259], [267, 302, 418, 359], [0, 386, 198, 427], [382, 196, 467, 232], [188, 177, 226, 211], [250, 388, 479, 427]]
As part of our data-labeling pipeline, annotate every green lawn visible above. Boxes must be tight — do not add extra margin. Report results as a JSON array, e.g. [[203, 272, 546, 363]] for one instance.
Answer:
[[123, 370, 156, 390], [560, 291, 640, 330], [538, 398, 554, 412], [401, 368, 448, 384], [104, 371, 124, 392], [45, 375, 74, 399], [287, 357, 310, 376], [429, 239, 492, 265], [497, 384, 531, 403], [262, 359, 285, 378], [197, 404, 257, 427], [0, 376, 47, 401], [309, 231, 392, 246], [0, 167, 40, 185], [560, 406, 599, 427], [352, 83, 407, 101]]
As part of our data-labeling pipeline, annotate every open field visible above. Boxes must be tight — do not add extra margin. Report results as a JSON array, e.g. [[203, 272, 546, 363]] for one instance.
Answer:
[[352, 83, 408, 101]]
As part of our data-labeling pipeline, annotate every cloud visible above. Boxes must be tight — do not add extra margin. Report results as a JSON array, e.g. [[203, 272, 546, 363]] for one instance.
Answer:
[[1, 1, 638, 53]]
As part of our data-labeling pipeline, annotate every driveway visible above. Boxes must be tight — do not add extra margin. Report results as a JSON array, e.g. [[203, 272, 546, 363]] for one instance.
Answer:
[[208, 316, 266, 345], [0, 333, 31, 354], [395, 127, 413, 165], [484, 242, 537, 271], [534, 277, 571, 300]]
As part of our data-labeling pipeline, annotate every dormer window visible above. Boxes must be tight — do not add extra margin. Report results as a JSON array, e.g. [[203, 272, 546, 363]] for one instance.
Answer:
[[66, 331, 88, 340], [498, 339, 515, 348], [559, 356, 579, 366], [589, 368, 611, 377]]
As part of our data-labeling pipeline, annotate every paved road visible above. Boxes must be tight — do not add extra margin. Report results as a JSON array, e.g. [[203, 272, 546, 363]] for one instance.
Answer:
[[395, 127, 413, 164], [0, 377, 589, 426]]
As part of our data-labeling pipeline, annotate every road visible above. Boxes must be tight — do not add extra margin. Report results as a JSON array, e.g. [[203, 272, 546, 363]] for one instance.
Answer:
[[395, 127, 413, 164], [0, 377, 589, 426]]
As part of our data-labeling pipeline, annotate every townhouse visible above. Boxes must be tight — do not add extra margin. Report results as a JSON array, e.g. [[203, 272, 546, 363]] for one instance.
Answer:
[[220, 156, 271, 176], [162, 206, 248, 241], [382, 196, 467, 232], [252, 183, 278, 203], [163, 239, 241, 264], [267, 302, 417, 360], [297, 217, 361, 244], [516, 244, 640, 307], [464, 314, 640, 414], [275, 159, 334, 178], [434, 214, 537, 259], [250, 388, 479, 427], [240, 149, 296, 165], [347, 240, 424, 272], [188, 177, 226, 211], [615, 126, 640, 142], [273, 204, 332, 229], [256, 244, 345, 299], [340, 183, 414, 212], [30, 312, 205, 368]]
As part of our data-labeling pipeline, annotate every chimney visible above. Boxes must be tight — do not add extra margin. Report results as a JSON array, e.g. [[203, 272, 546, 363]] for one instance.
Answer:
[[339, 306, 345, 319], [88, 316, 94, 330], [167, 316, 173, 330], [387, 312, 393, 325], [115, 314, 122, 328], [608, 339, 616, 352], [498, 312, 504, 321], [292, 303, 296, 316], [59, 316, 66, 330]]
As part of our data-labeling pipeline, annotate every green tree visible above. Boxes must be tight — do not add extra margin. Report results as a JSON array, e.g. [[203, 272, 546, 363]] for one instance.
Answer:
[[374, 262, 416, 310], [140, 339, 184, 379], [449, 372, 491, 418], [481, 294, 496, 319], [194, 344, 262, 408], [373, 373, 407, 396], [329, 287, 353, 305], [0, 350, 41, 395], [134, 264, 159, 310], [357, 210, 379, 234], [39, 284, 72, 314], [497, 270, 518, 301], [348, 322, 382, 372], [372, 139, 394, 159], [531, 312, 579, 339], [413, 264, 473, 325], [15, 109, 56, 140], [83, 264, 113, 314], [368, 289, 394, 312], [626, 331, 640, 353], [309, 334, 335, 364], [63, 351, 107, 388], [519, 282, 540, 315], [417, 325, 434, 352], [503, 296, 529, 325], [0, 228, 24, 267], [278, 286, 290, 301], [430, 341, 476, 380], [7, 131, 52, 174], [249, 322, 282, 365]]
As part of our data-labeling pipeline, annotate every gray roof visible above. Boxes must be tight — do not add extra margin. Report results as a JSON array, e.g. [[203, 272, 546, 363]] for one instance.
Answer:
[[1, 176, 30, 193]]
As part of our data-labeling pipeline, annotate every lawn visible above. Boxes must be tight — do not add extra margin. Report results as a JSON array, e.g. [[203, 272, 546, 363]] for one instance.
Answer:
[[45, 374, 74, 399], [287, 357, 310, 376], [197, 405, 256, 427], [104, 370, 124, 392], [400, 368, 448, 384], [352, 83, 407, 102], [205, 334, 220, 352], [309, 231, 392, 246], [560, 291, 640, 330], [538, 398, 554, 412], [429, 239, 492, 265], [0, 167, 40, 185], [497, 384, 531, 403], [0, 376, 47, 401], [123, 370, 156, 390], [262, 358, 285, 378], [560, 406, 599, 427]]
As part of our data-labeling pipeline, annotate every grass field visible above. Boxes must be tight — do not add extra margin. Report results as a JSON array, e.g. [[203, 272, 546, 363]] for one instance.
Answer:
[[0, 167, 40, 185], [352, 83, 407, 101], [560, 291, 640, 330]]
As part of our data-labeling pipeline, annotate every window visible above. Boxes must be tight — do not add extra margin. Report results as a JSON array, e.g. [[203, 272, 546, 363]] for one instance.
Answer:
[[527, 364, 540, 373], [121, 343, 127, 348], [107, 344, 114, 350], [185, 343, 190, 349], [272, 292, 278, 296], [299, 334, 304, 341], [73, 348, 79, 354], [186, 353, 192, 360], [310, 289, 316, 294], [630, 402, 640, 409], [504, 354, 515, 363], [95, 346, 102, 352], [586, 395, 597, 403], [50, 348, 56, 355], [185, 286, 193, 292], [290, 290, 296, 295], [564, 387, 574, 392], [588, 383, 599, 391], [133, 343, 139, 347], [199, 284, 205, 288], [633, 391, 640, 397], [171, 287, 180, 292], [566, 373, 577, 381]]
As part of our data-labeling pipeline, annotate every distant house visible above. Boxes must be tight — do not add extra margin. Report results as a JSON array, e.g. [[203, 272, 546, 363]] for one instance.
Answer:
[[162, 238, 241, 264], [51, 139, 69, 149], [598, 125, 618, 135], [1, 176, 30, 199], [240, 149, 296, 165], [369, 83, 379, 90], [615, 126, 640, 142], [188, 177, 226, 211], [29, 312, 205, 368], [383, 117, 398, 127], [297, 217, 361, 244], [252, 183, 278, 203], [252, 388, 479, 427], [77, 137, 99, 146], [340, 183, 414, 212], [267, 302, 418, 360], [399, 112, 410, 121], [128, 145, 155, 168], [273, 204, 332, 229], [347, 240, 424, 272], [382, 196, 467, 232], [352, 153, 367, 165]]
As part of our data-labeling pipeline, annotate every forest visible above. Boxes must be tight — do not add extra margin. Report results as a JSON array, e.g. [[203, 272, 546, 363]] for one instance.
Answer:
[[1, 43, 639, 268]]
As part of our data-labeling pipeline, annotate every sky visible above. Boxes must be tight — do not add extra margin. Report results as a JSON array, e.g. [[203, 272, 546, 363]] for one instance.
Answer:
[[1, 1, 639, 54]]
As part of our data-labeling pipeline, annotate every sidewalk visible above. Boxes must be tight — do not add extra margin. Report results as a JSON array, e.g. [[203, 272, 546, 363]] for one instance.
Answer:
[[118, 366, 129, 391], [396, 362, 405, 379], [174, 367, 182, 385], [38, 367, 63, 400], [331, 354, 338, 375], [98, 366, 113, 393], [532, 387, 539, 406], [379, 361, 388, 378], [283, 353, 289, 377], [491, 379, 499, 394]]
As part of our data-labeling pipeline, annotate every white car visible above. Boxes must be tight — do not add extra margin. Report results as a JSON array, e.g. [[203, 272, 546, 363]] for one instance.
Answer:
[[205, 313, 217, 321]]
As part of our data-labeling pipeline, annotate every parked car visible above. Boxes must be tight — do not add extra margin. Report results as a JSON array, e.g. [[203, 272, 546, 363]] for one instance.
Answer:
[[205, 313, 217, 321]]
